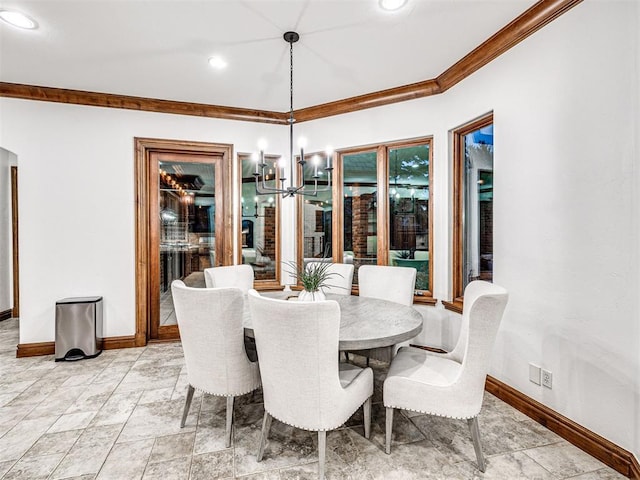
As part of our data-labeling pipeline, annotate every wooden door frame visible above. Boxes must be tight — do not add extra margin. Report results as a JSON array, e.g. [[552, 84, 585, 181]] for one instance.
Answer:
[[11, 166, 19, 318], [134, 138, 233, 346]]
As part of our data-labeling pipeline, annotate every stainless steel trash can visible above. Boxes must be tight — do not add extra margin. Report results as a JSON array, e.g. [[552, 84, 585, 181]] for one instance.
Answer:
[[55, 296, 103, 361]]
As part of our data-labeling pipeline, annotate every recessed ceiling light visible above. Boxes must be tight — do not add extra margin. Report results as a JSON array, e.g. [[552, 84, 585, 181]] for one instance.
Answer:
[[0, 10, 38, 29], [208, 56, 228, 70], [379, 0, 408, 12]]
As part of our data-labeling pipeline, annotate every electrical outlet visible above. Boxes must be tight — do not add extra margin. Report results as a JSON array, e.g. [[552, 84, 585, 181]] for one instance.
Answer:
[[529, 363, 541, 385], [542, 369, 552, 389]]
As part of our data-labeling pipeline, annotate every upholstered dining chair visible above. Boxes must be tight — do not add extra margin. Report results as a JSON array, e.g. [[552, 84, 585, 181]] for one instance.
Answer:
[[306, 262, 354, 295], [247, 289, 373, 480], [354, 264, 417, 363], [358, 264, 416, 306], [383, 281, 508, 472], [204, 264, 257, 360], [171, 280, 261, 448], [204, 264, 254, 292]]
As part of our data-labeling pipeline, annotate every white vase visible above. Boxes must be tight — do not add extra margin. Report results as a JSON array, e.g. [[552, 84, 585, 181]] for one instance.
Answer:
[[298, 289, 326, 302]]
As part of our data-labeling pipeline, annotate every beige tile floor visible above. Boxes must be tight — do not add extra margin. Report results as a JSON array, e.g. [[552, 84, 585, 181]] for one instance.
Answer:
[[0, 318, 627, 480]]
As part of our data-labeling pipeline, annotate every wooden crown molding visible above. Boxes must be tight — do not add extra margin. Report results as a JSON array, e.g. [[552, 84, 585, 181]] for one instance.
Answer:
[[0, 83, 288, 125], [436, 0, 583, 93], [0, 0, 583, 122], [486, 376, 639, 479]]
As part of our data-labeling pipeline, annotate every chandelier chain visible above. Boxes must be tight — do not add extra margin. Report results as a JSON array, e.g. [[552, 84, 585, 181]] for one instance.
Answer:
[[253, 31, 333, 197]]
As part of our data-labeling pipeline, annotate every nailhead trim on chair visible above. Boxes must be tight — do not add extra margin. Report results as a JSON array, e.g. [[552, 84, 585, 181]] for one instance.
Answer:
[[266, 398, 371, 432], [195, 383, 262, 397], [383, 404, 479, 420]]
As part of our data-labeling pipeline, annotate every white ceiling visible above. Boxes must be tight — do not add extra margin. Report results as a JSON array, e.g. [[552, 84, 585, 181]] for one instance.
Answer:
[[0, 0, 537, 111]]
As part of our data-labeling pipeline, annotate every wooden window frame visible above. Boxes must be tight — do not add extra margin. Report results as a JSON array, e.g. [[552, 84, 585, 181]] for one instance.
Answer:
[[237, 153, 281, 290], [294, 150, 340, 290], [443, 113, 493, 314], [296, 136, 435, 304]]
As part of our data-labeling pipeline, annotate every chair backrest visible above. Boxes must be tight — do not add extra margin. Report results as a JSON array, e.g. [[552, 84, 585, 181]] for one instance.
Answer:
[[449, 281, 508, 407], [306, 262, 354, 295], [248, 289, 344, 430], [171, 280, 257, 395], [358, 265, 416, 306], [204, 264, 254, 293]]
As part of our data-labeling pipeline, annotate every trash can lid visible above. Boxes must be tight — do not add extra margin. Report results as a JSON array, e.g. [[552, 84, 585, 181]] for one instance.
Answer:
[[56, 296, 103, 304]]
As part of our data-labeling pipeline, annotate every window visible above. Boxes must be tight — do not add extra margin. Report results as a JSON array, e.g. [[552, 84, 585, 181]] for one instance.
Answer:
[[238, 153, 280, 289], [296, 137, 434, 302], [445, 114, 493, 313], [342, 148, 379, 285], [297, 152, 333, 267], [387, 143, 432, 293]]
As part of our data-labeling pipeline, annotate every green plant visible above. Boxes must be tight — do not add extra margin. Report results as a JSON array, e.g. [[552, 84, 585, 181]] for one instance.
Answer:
[[283, 259, 342, 292]]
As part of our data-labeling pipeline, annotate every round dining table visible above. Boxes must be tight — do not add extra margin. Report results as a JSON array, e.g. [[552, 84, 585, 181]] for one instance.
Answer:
[[243, 292, 423, 352]]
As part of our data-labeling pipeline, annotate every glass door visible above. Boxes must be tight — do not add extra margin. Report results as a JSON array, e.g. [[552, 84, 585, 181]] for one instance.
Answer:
[[149, 152, 224, 340]]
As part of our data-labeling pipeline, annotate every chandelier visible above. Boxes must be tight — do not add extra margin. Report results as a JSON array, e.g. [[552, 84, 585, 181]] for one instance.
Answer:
[[254, 31, 333, 197]]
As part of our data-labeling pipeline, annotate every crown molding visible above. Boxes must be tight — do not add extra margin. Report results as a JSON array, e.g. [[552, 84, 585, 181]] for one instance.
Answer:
[[295, 0, 583, 122], [0, 83, 289, 125], [293, 79, 442, 123], [0, 0, 583, 124], [436, 0, 584, 93]]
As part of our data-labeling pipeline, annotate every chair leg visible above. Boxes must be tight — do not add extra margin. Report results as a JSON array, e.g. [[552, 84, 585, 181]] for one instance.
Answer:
[[468, 416, 486, 472], [344, 352, 349, 362], [385, 407, 394, 454], [366, 356, 370, 367], [318, 430, 327, 480], [225, 396, 234, 448], [180, 384, 195, 428], [363, 397, 371, 439], [256, 411, 272, 462]]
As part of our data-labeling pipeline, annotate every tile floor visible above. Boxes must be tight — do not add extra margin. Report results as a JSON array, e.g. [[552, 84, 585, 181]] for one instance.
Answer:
[[0, 318, 627, 479], [160, 289, 177, 326]]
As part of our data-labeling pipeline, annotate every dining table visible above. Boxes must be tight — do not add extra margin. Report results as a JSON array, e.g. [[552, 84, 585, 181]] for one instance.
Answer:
[[242, 291, 423, 353]]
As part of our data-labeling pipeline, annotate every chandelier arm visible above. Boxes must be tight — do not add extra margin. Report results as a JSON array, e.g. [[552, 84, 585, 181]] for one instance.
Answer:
[[254, 175, 286, 194]]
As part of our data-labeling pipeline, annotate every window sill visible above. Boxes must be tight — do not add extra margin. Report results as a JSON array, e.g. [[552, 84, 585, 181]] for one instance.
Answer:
[[442, 298, 463, 314], [413, 296, 437, 306]]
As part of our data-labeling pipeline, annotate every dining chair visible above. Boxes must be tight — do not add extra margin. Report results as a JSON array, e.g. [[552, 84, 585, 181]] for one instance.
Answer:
[[306, 262, 354, 295], [383, 280, 508, 472], [204, 264, 254, 292], [171, 280, 261, 448], [354, 264, 416, 363], [204, 264, 257, 360], [358, 264, 416, 306], [247, 289, 373, 480]]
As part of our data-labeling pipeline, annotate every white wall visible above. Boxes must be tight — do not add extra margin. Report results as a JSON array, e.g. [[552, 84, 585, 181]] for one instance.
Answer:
[[0, 0, 637, 461], [0, 102, 291, 341], [299, 1, 640, 459], [0, 148, 17, 314]]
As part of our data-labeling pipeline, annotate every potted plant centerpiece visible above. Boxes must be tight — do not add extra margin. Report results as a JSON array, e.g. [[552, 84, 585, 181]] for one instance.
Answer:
[[284, 258, 341, 301]]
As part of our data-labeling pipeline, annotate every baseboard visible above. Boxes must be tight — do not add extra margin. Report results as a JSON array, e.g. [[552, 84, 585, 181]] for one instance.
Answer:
[[102, 335, 137, 350], [17, 334, 139, 358], [16, 341, 55, 357], [632, 457, 640, 480], [486, 375, 638, 479], [0, 309, 12, 321]]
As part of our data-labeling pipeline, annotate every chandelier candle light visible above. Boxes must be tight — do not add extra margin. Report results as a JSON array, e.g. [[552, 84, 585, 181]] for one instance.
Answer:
[[254, 31, 333, 197]]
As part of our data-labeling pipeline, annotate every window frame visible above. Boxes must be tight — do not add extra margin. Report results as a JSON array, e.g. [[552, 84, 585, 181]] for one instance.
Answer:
[[236, 152, 282, 290], [444, 113, 493, 314], [296, 136, 434, 303]]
